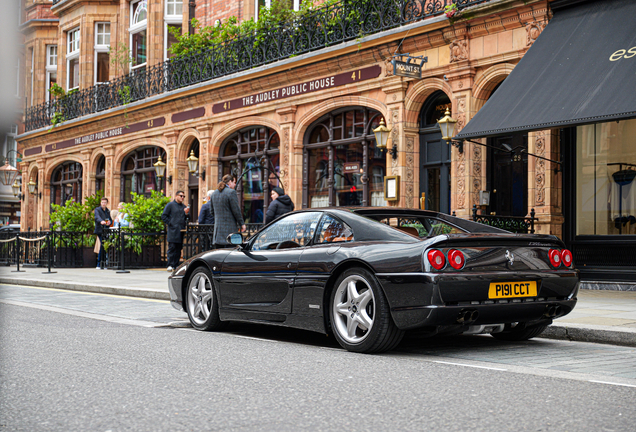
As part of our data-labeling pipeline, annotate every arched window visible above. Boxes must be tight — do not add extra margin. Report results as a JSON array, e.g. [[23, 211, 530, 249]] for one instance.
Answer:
[[95, 156, 105, 195], [51, 161, 83, 206], [303, 107, 385, 208], [120, 147, 166, 202], [219, 126, 280, 224]]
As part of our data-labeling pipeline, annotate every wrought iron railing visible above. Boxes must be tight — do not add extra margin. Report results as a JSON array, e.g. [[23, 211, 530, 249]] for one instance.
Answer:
[[1, 224, 264, 269], [471, 205, 537, 234], [26, 0, 490, 131]]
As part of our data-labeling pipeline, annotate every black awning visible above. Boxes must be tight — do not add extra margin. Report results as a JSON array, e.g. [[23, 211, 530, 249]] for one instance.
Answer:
[[455, 0, 636, 140]]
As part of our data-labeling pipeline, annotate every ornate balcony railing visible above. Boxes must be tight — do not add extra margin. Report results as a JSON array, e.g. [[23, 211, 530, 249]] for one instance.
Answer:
[[26, 0, 490, 132], [471, 205, 537, 234]]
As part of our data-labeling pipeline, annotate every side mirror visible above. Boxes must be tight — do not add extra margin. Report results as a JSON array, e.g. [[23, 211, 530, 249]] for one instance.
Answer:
[[227, 232, 244, 246]]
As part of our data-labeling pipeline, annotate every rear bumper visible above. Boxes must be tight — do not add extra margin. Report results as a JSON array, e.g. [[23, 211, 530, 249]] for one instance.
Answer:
[[376, 270, 579, 330]]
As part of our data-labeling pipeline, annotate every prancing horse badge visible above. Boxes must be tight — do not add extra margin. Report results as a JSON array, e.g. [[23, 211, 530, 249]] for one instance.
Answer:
[[505, 250, 515, 266]]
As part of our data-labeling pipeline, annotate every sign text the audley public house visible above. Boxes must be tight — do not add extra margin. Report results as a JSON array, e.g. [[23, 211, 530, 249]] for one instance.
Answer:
[[213, 65, 382, 114]]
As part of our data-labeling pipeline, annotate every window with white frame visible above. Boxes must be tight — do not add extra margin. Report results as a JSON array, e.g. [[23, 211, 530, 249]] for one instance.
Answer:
[[130, 0, 147, 70], [4, 124, 18, 167], [164, 0, 183, 59], [46, 45, 57, 102], [94, 23, 110, 83], [255, 0, 300, 21], [67, 27, 80, 90]]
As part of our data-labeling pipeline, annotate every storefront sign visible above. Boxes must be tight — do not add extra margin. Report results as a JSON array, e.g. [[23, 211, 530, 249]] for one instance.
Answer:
[[344, 162, 361, 173], [393, 60, 424, 79], [43, 117, 166, 153], [212, 65, 382, 114]]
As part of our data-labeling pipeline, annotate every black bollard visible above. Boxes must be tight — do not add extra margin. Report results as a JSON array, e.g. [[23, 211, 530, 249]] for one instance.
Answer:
[[12, 236, 24, 273], [116, 229, 129, 274], [42, 233, 57, 274]]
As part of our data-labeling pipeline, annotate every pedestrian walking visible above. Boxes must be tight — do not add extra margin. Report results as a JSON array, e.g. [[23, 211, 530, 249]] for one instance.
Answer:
[[265, 187, 295, 223], [198, 190, 215, 225], [94, 197, 112, 269], [210, 174, 246, 248], [113, 202, 130, 228], [161, 190, 189, 271]]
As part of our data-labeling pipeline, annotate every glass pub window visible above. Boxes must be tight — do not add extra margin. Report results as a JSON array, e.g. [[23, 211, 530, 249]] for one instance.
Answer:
[[120, 147, 166, 202], [95, 23, 110, 84], [51, 162, 83, 206], [304, 107, 386, 208], [219, 126, 280, 224]]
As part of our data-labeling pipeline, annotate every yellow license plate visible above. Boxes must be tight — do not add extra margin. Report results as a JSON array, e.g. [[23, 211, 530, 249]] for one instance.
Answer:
[[488, 281, 537, 299]]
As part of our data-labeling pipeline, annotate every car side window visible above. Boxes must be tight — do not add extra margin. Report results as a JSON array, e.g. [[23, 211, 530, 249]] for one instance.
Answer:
[[251, 212, 321, 251], [427, 218, 464, 236], [379, 217, 464, 238], [317, 215, 354, 244]]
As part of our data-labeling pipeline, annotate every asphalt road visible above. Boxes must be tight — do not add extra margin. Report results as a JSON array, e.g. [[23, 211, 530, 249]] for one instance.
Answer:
[[1, 284, 635, 432]]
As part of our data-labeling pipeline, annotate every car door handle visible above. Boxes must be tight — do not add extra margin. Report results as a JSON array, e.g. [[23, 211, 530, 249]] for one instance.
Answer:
[[287, 263, 292, 268]]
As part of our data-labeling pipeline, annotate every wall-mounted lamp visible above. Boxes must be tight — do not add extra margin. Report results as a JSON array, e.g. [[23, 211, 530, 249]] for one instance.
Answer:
[[374, 118, 398, 160], [153, 155, 166, 178], [12, 180, 24, 201], [186, 150, 199, 174], [0, 160, 19, 186], [27, 178, 41, 199], [437, 108, 463, 153]]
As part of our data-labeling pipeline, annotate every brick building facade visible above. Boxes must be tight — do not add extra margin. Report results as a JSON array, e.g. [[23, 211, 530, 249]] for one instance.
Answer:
[[17, 0, 563, 238]]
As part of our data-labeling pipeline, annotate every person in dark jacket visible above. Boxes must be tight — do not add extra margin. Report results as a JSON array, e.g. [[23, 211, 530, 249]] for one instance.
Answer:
[[198, 190, 215, 225], [210, 175, 245, 248], [265, 187, 294, 223], [94, 197, 112, 269], [161, 190, 189, 271]]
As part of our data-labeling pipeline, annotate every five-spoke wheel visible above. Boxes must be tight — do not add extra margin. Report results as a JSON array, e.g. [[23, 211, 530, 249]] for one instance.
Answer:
[[185, 266, 223, 331], [330, 268, 403, 353]]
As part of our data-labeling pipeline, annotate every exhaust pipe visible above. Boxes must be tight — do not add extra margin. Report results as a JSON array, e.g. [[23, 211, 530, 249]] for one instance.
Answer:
[[457, 309, 479, 324], [543, 305, 560, 318]]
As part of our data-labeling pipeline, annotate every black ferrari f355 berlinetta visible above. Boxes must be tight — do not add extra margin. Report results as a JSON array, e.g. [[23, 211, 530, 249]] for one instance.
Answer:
[[168, 208, 579, 353]]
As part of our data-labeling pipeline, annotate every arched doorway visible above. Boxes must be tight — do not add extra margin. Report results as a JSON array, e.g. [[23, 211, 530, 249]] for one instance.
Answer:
[[187, 139, 200, 223], [485, 82, 529, 217], [219, 126, 280, 224], [303, 107, 385, 208], [95, 155, 105, 196], [120, 146, 167, 202], [419, 91, 451, 213], [51, 161, 83, 206]]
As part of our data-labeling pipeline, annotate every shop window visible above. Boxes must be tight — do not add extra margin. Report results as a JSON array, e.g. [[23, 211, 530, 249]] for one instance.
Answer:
[[120, 147, 166, 202], [219, 126, 280, 224], [304, 107, 385, 208], [576, 119, 636, 235], [95, 156, 106, 194], [51, 162, 83, 206]]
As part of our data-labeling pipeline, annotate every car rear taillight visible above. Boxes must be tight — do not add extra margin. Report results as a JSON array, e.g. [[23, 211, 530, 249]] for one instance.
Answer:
[[448, 249, 465, 270], [548, 249, 562, 268], [561, 249, 573, 267], [427, 249, 446, 270]]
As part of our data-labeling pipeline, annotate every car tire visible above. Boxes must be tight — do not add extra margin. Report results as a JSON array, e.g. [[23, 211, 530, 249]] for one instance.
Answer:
[[185, 266, 225, 331], [329, 267, 403, 353], [491, 324, 549, 341]]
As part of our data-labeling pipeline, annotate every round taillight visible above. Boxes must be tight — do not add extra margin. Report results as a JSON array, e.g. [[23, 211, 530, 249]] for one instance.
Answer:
[[561, 249, 573, 267], [549, 249, 562, 268], [427, 249, 446, 270], [448, 249, 465, 270]]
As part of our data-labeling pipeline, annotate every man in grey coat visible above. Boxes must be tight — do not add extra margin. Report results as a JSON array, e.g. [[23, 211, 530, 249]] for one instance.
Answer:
[[210, 175, 246, 247], [161, 190, 189, 271]]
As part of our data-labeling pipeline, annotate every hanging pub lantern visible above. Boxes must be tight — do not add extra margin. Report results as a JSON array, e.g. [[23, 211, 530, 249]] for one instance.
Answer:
[[373, 118, 391, 150], [186, 150, 199, 174]]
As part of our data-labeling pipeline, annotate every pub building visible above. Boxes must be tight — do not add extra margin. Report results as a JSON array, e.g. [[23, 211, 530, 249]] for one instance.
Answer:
[[17, 0, 631, 285], [455, 0, 636, 285]]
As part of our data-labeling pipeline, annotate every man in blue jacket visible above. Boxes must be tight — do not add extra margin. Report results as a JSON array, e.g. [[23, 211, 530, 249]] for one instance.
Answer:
[[161, 191, 189, 272], [94, 197, 112, 269]]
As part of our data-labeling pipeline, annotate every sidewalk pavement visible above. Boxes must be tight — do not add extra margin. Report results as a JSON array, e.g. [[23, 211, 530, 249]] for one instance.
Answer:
[[1, 266, 635, 347]]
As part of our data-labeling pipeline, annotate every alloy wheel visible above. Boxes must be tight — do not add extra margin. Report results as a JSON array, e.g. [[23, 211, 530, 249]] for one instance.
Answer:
[[332, 275, 375, 344], [187, 272, 214, 326]]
